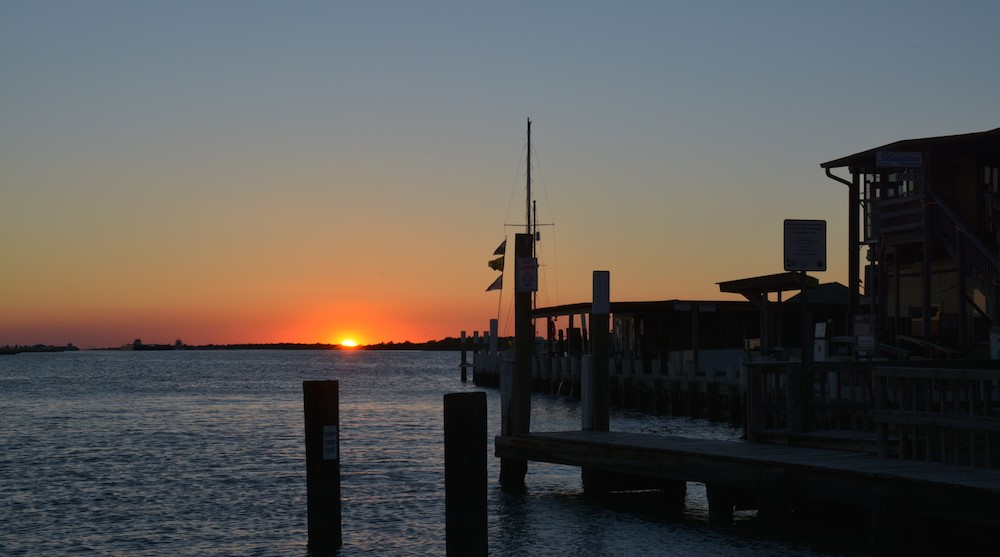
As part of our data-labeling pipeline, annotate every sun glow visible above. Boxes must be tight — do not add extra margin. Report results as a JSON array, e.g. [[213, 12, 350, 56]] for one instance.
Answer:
[[341, 339, 358, 348]]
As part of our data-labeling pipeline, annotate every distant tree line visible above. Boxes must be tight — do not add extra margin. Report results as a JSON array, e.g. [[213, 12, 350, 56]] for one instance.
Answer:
[[1, 344, 79, 355]]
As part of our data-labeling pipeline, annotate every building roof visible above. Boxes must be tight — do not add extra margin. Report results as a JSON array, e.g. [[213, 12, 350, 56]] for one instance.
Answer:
[[717, 271, 819, 295], [785, 282, 849, 304], [531, 299, 753, 319], [820, 127, 1000, 171]]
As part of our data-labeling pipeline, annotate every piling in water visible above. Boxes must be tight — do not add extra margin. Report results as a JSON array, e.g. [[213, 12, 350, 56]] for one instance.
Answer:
[[303, 380, 342, 551], [444, 392, 488, 556]]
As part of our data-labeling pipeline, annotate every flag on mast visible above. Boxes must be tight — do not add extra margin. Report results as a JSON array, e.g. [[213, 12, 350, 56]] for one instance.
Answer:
[[488, 256, 504, 271], [485, 275, 502, 292], [493, 240, 506, 255]]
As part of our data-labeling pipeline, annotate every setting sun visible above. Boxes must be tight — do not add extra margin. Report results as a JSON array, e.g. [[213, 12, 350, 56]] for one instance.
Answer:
[[341, 339, 358, 348]]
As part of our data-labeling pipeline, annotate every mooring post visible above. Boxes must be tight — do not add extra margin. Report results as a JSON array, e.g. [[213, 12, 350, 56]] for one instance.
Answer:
[[706, 484, 735, 527], [591, 270, 610, 432], [303, 380, 342, 551], [870, 485, 906, 550], [500, 233, 535, 489], [444, 392, 488, 557], [460, 331, 468, 382], [755, 467, 790, 529], [487, 319, 499, 382], [582, 271, 612, 494]]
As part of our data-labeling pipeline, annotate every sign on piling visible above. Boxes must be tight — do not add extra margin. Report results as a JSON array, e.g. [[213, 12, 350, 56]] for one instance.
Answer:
[[303, 380, 342, 550]]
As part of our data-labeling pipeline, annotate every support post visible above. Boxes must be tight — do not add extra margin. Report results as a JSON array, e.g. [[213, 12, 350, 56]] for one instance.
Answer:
[[849, 172, 860, 326], [788, 272, 808, 433], [582, 271, 611, 494], [489, 319, 499, 382], [755, 467, 790, 529], [444, 392, 488, 557], [591, 271, 610, 432], [871, 485, 906, 550], [922, 193, 933, 355], [500, 233, 534, 489], [706, 484, 735, 527], [460, 331, 468, 382], [303, 381, 342, 551]]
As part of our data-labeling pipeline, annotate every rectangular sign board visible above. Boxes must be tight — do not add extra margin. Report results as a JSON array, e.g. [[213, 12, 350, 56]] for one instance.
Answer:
[[876, 151, 922, 167], [516, 257, 538, 293], [784, 219, 827, 271], [323, 425, 339, 460]]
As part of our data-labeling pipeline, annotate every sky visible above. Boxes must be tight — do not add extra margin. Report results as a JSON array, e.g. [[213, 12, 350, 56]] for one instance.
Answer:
[[3, 1, 999, 348]]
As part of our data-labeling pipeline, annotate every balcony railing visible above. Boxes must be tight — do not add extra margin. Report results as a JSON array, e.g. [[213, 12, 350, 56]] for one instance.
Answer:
[[926, 191, 1000, 292]]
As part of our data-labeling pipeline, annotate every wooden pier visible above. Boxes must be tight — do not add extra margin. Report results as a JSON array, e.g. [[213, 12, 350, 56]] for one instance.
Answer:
[[492, 356, 1000, 550], [495, 431, 1000, 527], [472, 265, 1000, 551]]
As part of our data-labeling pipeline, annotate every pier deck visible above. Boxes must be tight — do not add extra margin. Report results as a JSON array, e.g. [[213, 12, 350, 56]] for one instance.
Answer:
[[495, 431, 1000, 528]]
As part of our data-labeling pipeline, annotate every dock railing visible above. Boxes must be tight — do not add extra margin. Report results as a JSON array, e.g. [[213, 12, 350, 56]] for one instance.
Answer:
[[873, 366, 1000, 467], [746, 361, 877, 445]]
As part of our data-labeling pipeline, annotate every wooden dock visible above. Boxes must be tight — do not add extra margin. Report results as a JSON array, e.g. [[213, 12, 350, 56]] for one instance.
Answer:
[[495, 430, 1000, 535], [479, 269, 1000, 552]]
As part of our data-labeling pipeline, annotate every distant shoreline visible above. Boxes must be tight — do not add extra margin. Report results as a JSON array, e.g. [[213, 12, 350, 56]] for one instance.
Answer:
[[2, 337, 486, 354], [1, 344, 80, 355]]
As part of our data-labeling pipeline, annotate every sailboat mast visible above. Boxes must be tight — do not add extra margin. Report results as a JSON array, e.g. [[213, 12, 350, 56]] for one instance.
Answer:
[[526, 118, 536, 312], [526, 117, 532, 240], [533, 201, 538, 246]]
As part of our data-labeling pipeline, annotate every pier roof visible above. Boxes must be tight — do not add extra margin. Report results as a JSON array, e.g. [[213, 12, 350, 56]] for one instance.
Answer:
[[717, 272, 818, 296], [531, 299, 752, 320], [820, 127, 1000, 171]]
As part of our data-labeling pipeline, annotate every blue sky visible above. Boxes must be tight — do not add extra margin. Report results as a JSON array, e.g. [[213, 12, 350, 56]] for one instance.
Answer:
[[3, 1, 999, 345]]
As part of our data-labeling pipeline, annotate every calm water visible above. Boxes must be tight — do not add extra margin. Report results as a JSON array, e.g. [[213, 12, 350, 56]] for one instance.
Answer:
[[0, 350, 870, 556]]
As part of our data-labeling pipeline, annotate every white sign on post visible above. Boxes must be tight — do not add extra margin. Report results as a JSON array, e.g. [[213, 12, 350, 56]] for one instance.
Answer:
[[516, 257, 538, 293], [323, 425, 339, 460], [784, 219, 827, 271]]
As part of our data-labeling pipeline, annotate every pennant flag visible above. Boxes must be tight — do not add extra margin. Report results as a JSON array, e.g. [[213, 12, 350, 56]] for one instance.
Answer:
[[485, 275, 502, 292], [488, 256, 504, 272], [493, 240, 506, 255]]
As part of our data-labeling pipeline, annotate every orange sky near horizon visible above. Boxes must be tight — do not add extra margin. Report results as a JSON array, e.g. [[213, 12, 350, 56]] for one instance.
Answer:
[[4, 2, 999, 349]]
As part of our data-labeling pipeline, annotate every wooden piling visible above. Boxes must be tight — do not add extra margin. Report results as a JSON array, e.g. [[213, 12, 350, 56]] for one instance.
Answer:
[[589, 270, 610, 432], [444, 392, 488, 557], [460, 331, 468, 382], [870, 485, 906, 550], [500, 233, 534, 489], [755, 467, 790, 529], [582, 271, 613, 494], [706, 484, 735, 527], [303, 380, 342, 551]]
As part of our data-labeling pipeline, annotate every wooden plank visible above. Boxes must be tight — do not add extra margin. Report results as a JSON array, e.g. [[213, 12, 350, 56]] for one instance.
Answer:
[[875, 366, 1000, 380], [496, 431, 1000, 495], [873, 409, 1000, 431]]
